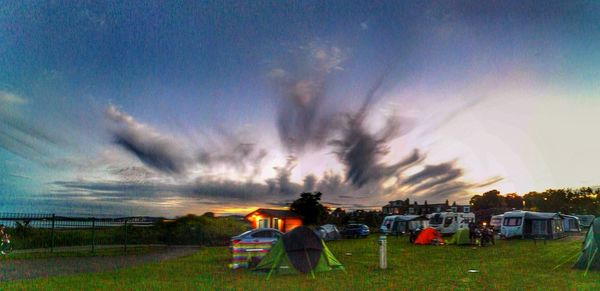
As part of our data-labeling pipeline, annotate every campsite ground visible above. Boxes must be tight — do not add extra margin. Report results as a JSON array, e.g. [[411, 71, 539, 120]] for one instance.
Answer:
[[0, 235, 598, 290]]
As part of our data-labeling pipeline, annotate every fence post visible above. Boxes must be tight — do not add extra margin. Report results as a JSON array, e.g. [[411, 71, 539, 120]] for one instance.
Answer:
[[91, 217, 96, 254], [50, 214, 55, 253], [124, 219, 128, 254]]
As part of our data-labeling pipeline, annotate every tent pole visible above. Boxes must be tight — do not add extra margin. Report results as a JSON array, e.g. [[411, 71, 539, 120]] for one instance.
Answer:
[[304, 248, 315, 279], [584, 248, 597, 277], [267, 250, 283, 281]]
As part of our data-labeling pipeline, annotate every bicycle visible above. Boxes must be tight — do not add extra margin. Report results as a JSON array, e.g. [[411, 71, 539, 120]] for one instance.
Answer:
[[1, 234, 12, 255]]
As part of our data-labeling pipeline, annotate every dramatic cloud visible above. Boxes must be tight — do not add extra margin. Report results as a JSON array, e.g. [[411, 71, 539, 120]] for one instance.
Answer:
[[106, 105, 192, 174], [106, 105, 269, 179], [196, 129, 267, 179], [271, 42, 346, 153], [392, 161, 505, 201]]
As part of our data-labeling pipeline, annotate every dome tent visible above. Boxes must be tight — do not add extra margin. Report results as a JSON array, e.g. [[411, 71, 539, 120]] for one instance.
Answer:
[[447, 228, 471, 245], [414, 227, 444, 245], [255, 226, 344, 279], [574, 217, 600, 272]]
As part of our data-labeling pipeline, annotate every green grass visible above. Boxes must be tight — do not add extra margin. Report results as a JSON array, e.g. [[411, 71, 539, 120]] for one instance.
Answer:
[[0, 246, 164, 261], [1, 236, 599, 290]]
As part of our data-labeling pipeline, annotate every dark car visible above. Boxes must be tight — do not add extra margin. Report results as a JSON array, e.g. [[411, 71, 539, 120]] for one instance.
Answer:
[[340, 224, 370, 238]]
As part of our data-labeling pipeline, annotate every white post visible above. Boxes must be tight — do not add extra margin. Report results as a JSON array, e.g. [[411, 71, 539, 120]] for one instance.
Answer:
[[378, 235, 387, 269]]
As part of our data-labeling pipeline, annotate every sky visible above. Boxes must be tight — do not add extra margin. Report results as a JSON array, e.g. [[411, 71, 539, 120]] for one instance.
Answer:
[[1, 1, 599, 217]]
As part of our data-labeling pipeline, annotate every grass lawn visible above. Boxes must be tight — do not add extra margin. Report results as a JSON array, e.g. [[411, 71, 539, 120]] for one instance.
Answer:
[[0, 246, 166, 261], [1, 235, 598, 290]]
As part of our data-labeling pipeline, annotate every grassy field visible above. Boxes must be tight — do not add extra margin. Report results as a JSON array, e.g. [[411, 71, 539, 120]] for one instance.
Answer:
[[1, 235, 598, 290]]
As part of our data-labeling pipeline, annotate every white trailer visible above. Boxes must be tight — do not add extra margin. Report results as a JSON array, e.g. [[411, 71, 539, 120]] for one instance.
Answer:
[[428, 212, 475, 235], [490, 214, 504, 232], [380, 215, 428, 235]]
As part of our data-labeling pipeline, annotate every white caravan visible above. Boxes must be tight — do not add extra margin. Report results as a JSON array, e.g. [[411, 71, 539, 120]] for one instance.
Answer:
[[428, 212, 475, 235], [500, 210, 565, 239], [500, 210, 526, 238], [490, 214, 504, 232], [380, 215, 429, 235]]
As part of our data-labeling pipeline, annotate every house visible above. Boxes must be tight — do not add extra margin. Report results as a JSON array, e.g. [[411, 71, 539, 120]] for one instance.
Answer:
[[382, 200, 471, 215], [244, 208, 303, 232]]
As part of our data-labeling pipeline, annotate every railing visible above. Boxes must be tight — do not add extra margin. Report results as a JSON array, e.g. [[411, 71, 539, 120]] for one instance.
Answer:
[[0, 213, 163, 253]]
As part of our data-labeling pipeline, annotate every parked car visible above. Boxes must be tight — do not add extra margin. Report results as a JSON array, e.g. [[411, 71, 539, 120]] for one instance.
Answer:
[[340, 224, 370, 238], [230, 228, 283, 245], [315, 224, 342, 241]]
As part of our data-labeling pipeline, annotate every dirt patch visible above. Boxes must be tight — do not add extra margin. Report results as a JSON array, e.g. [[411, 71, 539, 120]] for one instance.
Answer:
[[0, 246, 199, 281]]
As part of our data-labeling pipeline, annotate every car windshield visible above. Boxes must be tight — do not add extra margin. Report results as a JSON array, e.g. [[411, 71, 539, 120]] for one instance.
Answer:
[[235, 230, 253, 238]]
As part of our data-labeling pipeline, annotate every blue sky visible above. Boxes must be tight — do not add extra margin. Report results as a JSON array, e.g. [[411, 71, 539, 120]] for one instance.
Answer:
[[1, 1, 599, 216]]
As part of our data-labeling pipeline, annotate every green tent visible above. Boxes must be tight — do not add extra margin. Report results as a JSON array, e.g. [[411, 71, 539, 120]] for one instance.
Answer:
[[255, 226, 344, 279], [574, 217, 600, 272], [447, 228, 471, 245]]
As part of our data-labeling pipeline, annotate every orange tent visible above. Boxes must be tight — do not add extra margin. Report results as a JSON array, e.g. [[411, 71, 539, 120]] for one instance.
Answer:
[[414, 228, 444, 245]]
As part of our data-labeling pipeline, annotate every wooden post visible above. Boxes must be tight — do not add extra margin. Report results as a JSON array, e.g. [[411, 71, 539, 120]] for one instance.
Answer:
[[50, 214, 55, 253], [124, 219, 128, 254], [91, 217, 96, 254]]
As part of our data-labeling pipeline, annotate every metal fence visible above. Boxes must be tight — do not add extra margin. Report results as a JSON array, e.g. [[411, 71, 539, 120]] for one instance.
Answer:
[[0, 213, 162, 253]]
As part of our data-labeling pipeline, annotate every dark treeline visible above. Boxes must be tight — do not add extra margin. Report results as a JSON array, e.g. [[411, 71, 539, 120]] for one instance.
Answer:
[[470, 187, 600, 223]]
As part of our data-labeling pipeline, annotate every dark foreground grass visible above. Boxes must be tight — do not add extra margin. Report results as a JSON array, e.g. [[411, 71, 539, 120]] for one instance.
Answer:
[[1, 236, 598, 290]]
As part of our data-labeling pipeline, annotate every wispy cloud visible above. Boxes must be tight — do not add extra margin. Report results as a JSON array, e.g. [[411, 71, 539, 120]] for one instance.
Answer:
[[0, 91, 64, 163], [0, 91, 28, 105]]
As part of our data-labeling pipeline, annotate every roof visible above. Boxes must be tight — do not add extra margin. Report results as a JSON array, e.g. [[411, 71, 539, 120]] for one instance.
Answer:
[[523, 212, 561, 220], [395, 215, 428, 221], [245, 208, 302, 219]]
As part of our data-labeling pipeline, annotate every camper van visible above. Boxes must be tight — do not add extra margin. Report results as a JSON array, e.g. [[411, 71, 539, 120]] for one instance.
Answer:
[[428, 212, 475, 235], [490, 214, 504, 232], [380, 215, 428, 235], [500, 210, 566, 239]]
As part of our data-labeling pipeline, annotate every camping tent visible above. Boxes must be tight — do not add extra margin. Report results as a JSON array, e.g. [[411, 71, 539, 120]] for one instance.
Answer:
[[414, 228, 444, 245], [447, 228, 471, 245], [574, 217, 600, 271], [255, 226, 344, 278]]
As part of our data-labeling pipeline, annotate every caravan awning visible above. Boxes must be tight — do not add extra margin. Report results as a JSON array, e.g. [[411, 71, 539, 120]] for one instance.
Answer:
[[395, 215, 428, 221], [523, 212, 560, 220]]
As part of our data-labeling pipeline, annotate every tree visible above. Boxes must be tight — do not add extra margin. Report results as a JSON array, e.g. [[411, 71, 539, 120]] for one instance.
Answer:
[[505, 193, 524, 210], [202, 212, 216, 218], [471, 190, 505, 210], [290, 192, 329, 225]]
